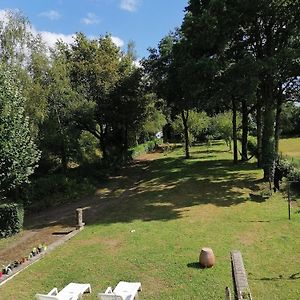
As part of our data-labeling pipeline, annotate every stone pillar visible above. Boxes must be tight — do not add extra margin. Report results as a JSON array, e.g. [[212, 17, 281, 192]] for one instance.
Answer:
[[76, 208, 85, 230]]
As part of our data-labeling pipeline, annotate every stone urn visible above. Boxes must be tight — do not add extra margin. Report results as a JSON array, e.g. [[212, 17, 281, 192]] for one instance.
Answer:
[[199, 247, 215, 268]]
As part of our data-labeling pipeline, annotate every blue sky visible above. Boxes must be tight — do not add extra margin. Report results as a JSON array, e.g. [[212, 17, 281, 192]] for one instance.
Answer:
[[0, 0, 188, 59]]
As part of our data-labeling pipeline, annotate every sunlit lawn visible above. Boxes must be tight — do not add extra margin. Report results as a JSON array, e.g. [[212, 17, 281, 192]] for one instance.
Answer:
[[1, 142, 300, 299], [279, 137, 300, 165]]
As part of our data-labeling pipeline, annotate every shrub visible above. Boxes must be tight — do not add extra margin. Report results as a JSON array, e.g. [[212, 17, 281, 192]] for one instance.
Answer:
[[277, 158, 300, 182], [247, 136, 258, 158], [0, 203, 24, 238], [22, 173, 97, 211], [128, 139, 162, 159]]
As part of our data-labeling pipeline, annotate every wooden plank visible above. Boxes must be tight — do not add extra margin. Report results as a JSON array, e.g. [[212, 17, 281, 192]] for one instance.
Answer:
[[231, 250, 252, 300]]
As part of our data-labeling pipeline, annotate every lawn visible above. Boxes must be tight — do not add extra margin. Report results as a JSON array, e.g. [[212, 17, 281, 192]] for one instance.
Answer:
[[1, 142, 300, 299], [279, 137, 300, 166]]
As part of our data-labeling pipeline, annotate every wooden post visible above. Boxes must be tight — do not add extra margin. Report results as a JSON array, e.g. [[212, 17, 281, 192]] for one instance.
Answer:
[[225, 287, 232, 300], [288, 182, 291, 220], [76, 208, 85, 230]]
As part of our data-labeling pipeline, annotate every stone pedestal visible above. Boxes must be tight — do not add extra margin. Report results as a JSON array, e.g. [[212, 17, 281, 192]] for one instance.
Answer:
[[199, 247, 215, 268]]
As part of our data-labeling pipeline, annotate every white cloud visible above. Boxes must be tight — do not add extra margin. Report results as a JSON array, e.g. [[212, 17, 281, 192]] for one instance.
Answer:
[[81, 13, 101, 25], [111, 36, 124, 48], [0, 9, 73, 50], [133, 60, 142, 68], [39, 10, 61, 20], [0, 9, 7, 22], [0, 9, 123, 51], [39, 31, 75, 48], [120, 0, 140, 12]]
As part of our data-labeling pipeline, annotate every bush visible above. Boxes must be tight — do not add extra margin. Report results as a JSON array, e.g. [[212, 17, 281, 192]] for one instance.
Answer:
[[277, 158, 300, 182], [22, 173, 97, 211], [0, 203, 24, 238], [128, 139, 162, 159], [247, 136, 258, 158]]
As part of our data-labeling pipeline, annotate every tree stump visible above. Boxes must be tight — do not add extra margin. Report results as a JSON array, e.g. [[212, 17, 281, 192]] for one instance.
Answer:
[[199, 247, 215, 268]]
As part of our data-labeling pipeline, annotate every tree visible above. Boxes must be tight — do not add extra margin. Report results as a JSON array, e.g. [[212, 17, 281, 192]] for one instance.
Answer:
[[211, 112, 241, 151], [0, 67, 40, 199], [66, 33, 147, 161], [142, 94, 167, 139], [172, 110, 210, 146], [240, 0, 300, 178], [180, 0, 300, 177], [143, 33, 200, 158], [39, 42, 81, 171], [66, 33, 122, 160]]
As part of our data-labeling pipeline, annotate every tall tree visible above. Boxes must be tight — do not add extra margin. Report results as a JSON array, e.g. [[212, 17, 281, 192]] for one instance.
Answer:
[[0, 67, 40, 199]]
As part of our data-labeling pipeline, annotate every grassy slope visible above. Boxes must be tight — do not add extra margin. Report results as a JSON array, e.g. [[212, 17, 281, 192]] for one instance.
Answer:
[[279, 137, 300, 165], [1, 142, 300, 299]]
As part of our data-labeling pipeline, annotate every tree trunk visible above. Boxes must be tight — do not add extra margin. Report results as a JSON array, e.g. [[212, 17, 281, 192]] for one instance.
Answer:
[[256, 93, 263, 167], [275, 89, 283, 155], [181, 110, 190, 159], [241, 99, 248, 161], [61, 141, 68, 172], [100, 124, 108, 161], [262, 80, 275, 180], [232, 98, 238, 164]]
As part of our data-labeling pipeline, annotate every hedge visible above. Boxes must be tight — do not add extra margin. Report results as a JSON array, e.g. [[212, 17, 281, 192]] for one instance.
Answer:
[[0, 203, 24, 238]]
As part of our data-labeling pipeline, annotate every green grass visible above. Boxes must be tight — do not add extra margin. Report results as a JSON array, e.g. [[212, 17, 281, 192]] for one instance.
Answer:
[[1, 142, 300, 299], [279, 137, 300, 166]]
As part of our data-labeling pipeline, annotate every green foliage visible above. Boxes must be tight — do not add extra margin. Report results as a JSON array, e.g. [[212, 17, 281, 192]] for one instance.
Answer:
[[172, 110, 210, 144], [211, 111, 241, 149], [67, 33, 147, 159], [143, 95, 167, 137], [247, 136, 258, 158], [22, 173, 98, 211], [78, 131, 101, 163], [277, 158, 300, 182], [0, 203, 24, 237], [0, 10, 31, 67], [281, 102, 300, 135], [0, 67, 41, 198], [128, 139, 162, 159]]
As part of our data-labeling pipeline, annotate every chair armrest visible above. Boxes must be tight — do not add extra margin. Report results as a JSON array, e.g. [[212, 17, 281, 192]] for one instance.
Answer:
[[105, 287, 113, 294], [48, 288, 58, 296]]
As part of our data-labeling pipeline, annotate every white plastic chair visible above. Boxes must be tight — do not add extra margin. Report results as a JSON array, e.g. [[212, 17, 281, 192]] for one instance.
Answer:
[[98, 281, 142, 300], [35, 282, 91, 300]]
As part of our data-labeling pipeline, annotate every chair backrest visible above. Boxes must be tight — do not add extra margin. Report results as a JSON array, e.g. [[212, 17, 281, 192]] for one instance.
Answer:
[[35, 294, 59, 300], [98, 293, 124, 300]]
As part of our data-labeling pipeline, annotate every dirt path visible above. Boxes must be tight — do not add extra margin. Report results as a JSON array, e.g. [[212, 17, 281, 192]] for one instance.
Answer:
[[0, 154, 159, 266]]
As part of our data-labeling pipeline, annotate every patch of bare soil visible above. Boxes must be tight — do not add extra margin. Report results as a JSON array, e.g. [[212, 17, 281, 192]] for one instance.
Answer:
[[0, 155, 153, 266]]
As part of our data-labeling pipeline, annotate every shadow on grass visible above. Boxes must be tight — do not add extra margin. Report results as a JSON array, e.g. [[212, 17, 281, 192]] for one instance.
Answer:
[[25, 152, 265, 229], [252, 272, 300, 281], [186, 262, 214, 270], [249, 193, 269, 203]]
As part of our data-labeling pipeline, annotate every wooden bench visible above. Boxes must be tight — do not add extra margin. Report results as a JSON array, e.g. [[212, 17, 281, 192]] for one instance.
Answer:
[[230, 250, 253, 300]]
